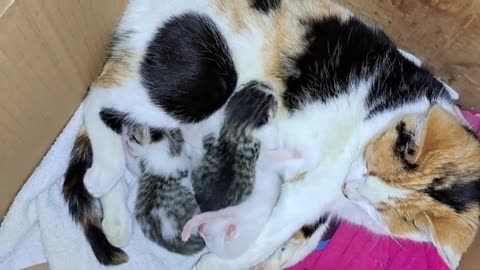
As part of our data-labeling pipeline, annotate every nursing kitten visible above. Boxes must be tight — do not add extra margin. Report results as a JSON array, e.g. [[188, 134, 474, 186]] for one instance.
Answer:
[[191, 81, 278, 212], [62, 0, 480, 268], [182, 82, 305, 259], [123, 125, 206, 255]]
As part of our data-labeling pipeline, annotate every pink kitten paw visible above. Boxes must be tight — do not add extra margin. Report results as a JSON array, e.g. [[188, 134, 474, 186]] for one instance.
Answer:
[[225, 224, 236, 242]]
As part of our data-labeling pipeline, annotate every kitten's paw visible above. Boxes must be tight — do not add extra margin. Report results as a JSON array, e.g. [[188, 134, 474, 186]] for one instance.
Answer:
[[225, 224, 237, 242], [102, 211, 133, 247], [84, 165, 124, 197], [182, 215, 206, 242]]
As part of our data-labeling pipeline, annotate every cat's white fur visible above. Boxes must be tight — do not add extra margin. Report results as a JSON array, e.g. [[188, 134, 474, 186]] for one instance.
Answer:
[[256, 217, 332, 270], [83, 0, 269, 198], [193, 80, 459, 269], [85, 0, 462, 268]]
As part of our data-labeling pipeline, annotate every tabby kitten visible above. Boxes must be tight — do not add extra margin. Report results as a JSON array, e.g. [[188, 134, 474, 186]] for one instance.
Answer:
[[125, 126, 206, 255]]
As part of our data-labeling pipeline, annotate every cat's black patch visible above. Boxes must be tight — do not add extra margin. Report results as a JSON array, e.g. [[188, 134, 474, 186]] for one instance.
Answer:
[[283, 17, 392, 110], [301, 214, 329, 238], [149, 128, 165, 142], [321, 218, 340, 241], [423, 178, 480, 213], [141, 13, 237, 123], [393, 121, 418, 171], [282, 17, 452, 113], [99, 108, 129, 134], [250, 0, 282, 13]]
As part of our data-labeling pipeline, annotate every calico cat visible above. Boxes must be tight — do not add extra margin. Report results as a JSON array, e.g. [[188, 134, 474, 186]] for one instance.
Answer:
[[123, 125, 206, 255], [62, 0, 480, 269], [182, 81, 306, 259]]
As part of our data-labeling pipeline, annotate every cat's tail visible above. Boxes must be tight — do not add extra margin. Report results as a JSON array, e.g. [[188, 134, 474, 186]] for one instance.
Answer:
[[62, 129, 128, 265]]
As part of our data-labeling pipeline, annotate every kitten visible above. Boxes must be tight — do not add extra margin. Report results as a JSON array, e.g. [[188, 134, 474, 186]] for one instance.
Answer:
[[182, 81, 305, 259], [191, 81, 279, 212], [62, 0, 480, 268], [124, 125, 206, 255]]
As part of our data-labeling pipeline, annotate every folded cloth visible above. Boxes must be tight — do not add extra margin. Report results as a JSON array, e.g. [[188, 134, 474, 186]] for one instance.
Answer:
[[0, 104, 204, 270]]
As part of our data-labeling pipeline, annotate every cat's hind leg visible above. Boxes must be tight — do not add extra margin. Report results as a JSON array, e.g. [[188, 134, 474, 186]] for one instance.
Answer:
[[83, 87, 127, 197], [101, 177, 133, 247]]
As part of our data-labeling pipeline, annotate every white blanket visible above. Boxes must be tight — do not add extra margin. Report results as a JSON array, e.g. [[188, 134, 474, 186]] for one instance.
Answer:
[[0, 104, 203, 270]]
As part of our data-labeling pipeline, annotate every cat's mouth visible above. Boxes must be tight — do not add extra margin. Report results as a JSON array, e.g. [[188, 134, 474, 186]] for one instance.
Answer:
[[342, 181, 381, 224]]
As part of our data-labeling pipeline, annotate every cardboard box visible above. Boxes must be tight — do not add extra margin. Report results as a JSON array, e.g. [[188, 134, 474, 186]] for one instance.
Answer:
[[0, 0, 477, 269]]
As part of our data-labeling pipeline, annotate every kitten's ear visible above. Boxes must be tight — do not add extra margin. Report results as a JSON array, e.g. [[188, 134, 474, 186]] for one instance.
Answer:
[[409, 105, 459, 164], [414, 213, 461, 269]]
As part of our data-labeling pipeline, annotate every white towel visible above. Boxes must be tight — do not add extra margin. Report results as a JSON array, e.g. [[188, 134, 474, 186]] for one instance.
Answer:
[[0, 104, 204, 270]]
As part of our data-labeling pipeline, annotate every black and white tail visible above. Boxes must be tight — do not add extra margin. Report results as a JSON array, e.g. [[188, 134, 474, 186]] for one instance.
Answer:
[[62, 129, 128, 265]]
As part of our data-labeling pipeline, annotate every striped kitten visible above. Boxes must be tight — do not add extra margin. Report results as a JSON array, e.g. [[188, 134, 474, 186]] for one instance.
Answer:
[[62, 0, 480, 268], [124, 126, 206, 255]]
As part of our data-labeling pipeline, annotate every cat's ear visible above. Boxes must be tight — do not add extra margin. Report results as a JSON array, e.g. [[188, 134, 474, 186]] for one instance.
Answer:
[[408, 105, 459, 164], [414, 213, 461, 269]]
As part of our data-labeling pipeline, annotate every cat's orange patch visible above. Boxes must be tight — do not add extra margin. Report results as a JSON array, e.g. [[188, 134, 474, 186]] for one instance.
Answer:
[[93, 48, 136, 88], [261, 0, 352, 113], [364, 106, 480, 262], [213, 0, 254, 33]]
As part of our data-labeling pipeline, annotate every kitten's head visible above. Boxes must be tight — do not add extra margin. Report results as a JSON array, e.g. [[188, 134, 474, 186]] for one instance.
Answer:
[[125, 125, 187, 174], [344, 105, 480, 269], [223, 80, 278, 136]]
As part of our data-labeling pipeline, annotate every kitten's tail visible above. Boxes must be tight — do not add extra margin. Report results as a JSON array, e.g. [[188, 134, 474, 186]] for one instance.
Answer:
[[62, 129, 128, 265]]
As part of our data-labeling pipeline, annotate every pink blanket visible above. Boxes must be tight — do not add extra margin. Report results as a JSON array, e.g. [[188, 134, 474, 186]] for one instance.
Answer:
[[287, 222, 448, 270], [287, 107, 480, 270]]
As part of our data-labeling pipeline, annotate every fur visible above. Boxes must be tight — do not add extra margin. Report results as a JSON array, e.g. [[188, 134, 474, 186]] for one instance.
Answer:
[[62, 0, 480, 268], [126, 126, 206, 255]]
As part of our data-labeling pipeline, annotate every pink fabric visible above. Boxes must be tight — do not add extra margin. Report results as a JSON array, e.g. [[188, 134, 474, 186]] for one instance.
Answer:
[[287, 223, 449, 270], [287, 108, 480, 270], [461, 108, 480, 134]]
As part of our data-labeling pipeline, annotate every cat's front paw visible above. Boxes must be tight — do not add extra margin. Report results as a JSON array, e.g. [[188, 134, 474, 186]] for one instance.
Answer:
[[102, 209, 133, 247], [193, 254, 231, 270], [84, 164, 124, 197], [342, 180, 364, 201]]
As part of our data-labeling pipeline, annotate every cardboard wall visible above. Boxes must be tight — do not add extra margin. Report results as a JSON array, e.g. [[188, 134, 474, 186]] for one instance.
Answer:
[[0, 0, 127, 216], [0, 0, 478, 269]]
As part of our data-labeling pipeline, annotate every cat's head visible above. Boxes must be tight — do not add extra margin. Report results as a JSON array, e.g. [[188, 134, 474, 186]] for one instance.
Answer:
[[223, 80, 279, 136], [343, 105, 480, 269]]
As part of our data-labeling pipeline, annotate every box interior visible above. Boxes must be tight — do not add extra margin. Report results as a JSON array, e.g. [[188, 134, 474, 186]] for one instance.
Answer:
[[1, 0, 478, 269]]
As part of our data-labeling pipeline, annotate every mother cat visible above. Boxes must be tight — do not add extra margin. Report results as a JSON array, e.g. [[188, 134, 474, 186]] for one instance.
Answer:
[[62, 0, 480, 269]]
